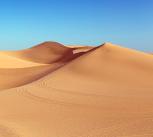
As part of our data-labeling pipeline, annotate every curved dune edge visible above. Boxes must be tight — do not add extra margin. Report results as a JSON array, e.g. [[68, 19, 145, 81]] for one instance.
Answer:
[[0, 42, 153, 137]]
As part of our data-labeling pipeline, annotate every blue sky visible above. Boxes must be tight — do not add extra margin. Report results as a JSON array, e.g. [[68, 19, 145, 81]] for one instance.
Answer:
[[0, 0, 153, 51]]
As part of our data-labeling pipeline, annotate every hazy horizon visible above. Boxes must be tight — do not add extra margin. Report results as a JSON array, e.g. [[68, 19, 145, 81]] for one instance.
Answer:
[[0, 0, 152, 51]]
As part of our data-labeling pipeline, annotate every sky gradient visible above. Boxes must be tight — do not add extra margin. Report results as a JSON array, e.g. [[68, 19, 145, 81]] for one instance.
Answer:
[[0, 0, 153, 51]]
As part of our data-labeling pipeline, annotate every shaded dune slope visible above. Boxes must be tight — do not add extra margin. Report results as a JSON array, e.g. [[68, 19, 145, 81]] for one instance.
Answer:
[[0, 64, 63, 90]]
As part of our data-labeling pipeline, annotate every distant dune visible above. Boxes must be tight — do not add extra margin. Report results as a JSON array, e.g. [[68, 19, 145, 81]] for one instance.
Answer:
[[2, 42, 74, 64], [0, 42, 153, 137]]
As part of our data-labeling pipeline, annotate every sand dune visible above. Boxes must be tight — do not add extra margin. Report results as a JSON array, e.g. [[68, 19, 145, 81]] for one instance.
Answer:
[[48, 43, 153, 90], [2, 42, 74, 64], [0, 42, 82, 90], [0, 42, 153, 137]]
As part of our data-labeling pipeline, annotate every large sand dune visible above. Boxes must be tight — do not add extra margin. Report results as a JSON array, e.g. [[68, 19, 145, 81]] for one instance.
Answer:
[[0, 42, 153, 137]]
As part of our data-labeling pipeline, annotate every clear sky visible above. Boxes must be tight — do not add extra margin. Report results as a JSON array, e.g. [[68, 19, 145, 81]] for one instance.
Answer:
[[0, 0, 153, 51]]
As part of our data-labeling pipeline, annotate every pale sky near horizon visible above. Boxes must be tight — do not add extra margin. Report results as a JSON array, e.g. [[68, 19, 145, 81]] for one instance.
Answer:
[[0, 0, 153, 51]]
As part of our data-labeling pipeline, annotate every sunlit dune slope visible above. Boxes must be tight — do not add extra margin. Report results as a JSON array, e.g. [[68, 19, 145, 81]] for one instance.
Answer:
[[0, 52, 43, 68]]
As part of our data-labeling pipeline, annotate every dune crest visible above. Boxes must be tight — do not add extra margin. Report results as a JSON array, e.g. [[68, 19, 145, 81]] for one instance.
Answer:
[[2, 41, 74, 64]]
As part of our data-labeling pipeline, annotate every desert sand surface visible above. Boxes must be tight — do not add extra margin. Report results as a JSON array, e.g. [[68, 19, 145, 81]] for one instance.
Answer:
[[0, 41, 153, 137], [0, 52, 44, 68]]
